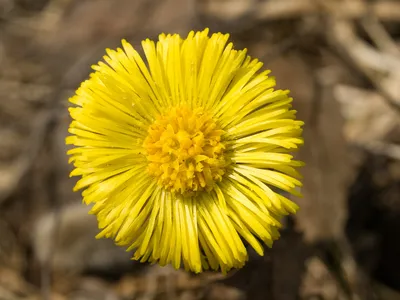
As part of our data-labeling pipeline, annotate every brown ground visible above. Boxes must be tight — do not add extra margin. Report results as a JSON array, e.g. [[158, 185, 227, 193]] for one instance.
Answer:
[[1, 0, 400, 299]]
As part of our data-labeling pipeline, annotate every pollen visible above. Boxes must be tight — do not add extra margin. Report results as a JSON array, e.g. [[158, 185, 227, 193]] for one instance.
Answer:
[[143, 106, 227, 194]]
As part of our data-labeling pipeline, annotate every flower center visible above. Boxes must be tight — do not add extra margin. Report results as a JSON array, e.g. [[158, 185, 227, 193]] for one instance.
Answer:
[[143, 107, 227, 195]]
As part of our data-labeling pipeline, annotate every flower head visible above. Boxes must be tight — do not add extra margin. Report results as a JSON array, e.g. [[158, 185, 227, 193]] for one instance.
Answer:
[[66, 28, 304, 274]]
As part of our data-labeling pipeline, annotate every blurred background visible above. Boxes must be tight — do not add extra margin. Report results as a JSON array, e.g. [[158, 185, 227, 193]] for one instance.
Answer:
[[1, 0, 400, 299]]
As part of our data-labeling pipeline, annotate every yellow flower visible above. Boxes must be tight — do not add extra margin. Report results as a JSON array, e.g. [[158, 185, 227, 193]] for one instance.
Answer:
[[66, 28, 304, 274]]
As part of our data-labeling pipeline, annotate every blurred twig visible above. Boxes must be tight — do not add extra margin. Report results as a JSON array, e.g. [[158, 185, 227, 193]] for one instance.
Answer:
[[256, 0, 400, 22], [41, 139, 60, 300], [359, 141, 400, 161], [326, 17, 400, 114], [261, 23, 313, 64], [0, 110, 57, 206], [360, 14, 400, 57]]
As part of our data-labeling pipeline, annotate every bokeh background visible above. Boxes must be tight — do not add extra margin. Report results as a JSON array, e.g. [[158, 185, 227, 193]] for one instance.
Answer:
[[1, 0, 400, 299]]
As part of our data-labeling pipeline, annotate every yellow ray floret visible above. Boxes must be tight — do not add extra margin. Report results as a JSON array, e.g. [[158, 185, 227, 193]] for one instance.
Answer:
[[66, 28, 304, 274]]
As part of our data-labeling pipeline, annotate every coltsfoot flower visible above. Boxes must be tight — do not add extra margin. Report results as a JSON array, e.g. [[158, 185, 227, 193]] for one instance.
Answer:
[[66, 28, 304, 274]]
